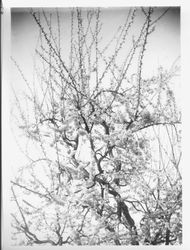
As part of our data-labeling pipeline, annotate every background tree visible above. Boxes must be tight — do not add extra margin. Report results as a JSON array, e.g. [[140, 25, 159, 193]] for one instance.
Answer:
[[11, 7, 181, 245]]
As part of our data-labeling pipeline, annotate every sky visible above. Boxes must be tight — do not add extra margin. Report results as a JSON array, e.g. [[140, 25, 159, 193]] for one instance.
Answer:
[[11, 7, 180, 85]]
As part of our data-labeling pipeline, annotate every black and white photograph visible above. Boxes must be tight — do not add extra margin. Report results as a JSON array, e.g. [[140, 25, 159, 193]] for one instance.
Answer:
[[2, 1, 186, 248]]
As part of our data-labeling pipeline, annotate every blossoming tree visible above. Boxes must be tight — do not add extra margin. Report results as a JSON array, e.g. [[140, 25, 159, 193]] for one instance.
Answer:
[[11, 7, 181, 245]]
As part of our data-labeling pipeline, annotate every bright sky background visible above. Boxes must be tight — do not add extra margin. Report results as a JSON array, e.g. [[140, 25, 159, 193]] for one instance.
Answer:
[[11, 7, 180, 87]]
